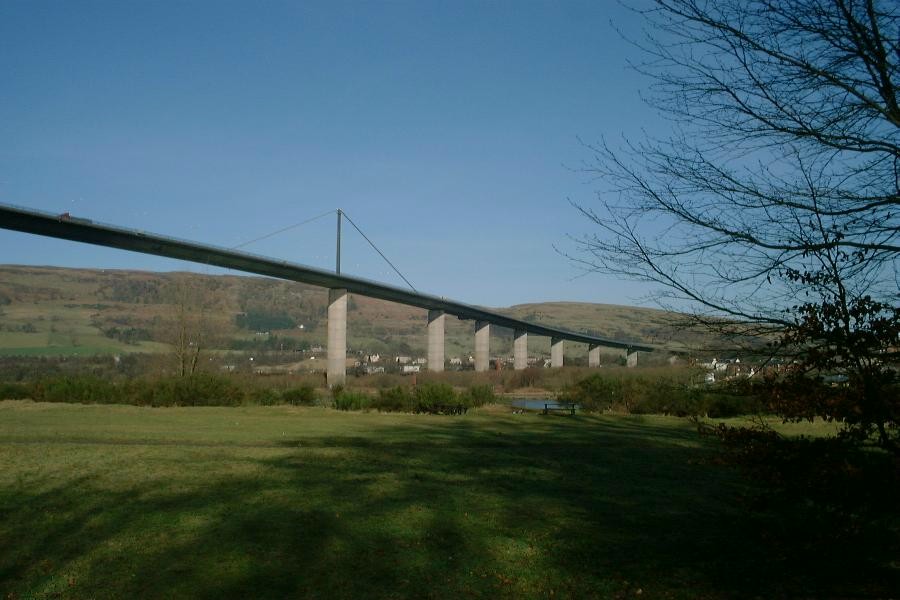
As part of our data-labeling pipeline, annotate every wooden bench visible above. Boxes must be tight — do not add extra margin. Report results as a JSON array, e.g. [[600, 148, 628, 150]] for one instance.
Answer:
[[542, 402, 577, 416]]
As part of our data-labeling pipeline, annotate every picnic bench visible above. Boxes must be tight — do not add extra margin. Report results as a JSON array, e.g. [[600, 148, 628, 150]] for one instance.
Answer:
[[542, 401, 577, 416], [427, 404, 468, 415]]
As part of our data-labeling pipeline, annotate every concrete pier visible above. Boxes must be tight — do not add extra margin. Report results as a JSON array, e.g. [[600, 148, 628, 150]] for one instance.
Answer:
[[475, 320, 490, 372], [513, 329, 528, 370], [427, 309, 445, 372], [550, 337, 564, 368], [626, 349, 639, 368], [327, 288, 347, 387], [588, 344, 601, 368]]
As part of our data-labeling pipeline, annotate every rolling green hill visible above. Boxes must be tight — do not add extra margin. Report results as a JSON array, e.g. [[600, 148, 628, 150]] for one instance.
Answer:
[[0, 265, 709, 362]]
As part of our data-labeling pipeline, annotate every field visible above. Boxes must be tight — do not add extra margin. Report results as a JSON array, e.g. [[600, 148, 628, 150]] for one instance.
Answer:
[[0, 265, 713, 363], [2, 403, 893, 599]]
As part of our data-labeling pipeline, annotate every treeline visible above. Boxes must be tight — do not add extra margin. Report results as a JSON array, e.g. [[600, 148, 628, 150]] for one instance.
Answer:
[[332, 383, 495, 413], [0, 375, 498, 414], [0, 374, 318, 408]]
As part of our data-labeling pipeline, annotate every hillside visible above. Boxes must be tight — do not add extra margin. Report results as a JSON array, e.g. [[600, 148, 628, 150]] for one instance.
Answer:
[[0, 265, 708, 363]]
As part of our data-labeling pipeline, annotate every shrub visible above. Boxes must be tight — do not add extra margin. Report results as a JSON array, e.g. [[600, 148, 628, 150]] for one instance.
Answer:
[[33, 375, 122, 405], [0, 382, 31, 400], [245, 387, 280, 406], [414, 383, 457, 413], [561, 371, 762, 417], [333, 389, 372, 411], [372, 386, 414, 412], [461, 384, 495, 408], [282, 385, 318, 406], [145, 373, 245, 407], [506, 367, 543, 389], [560, 374, 622, 412]]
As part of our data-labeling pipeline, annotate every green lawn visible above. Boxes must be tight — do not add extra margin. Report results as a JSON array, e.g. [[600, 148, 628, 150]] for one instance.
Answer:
[[0, 402, 891, 599]]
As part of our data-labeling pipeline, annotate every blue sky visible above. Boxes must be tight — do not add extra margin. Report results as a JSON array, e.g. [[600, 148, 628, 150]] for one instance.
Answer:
[[0, 0, 661, 308]]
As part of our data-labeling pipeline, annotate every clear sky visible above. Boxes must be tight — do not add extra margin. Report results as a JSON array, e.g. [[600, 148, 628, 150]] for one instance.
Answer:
[[0, 0, 661, 308]]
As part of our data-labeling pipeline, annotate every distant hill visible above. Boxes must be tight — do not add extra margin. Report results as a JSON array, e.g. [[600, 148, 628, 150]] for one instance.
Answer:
[[0, 265, 712, 362]]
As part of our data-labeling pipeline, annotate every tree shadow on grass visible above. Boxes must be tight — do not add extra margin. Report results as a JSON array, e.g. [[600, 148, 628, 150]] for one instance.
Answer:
[[0, 414, 896, 599]]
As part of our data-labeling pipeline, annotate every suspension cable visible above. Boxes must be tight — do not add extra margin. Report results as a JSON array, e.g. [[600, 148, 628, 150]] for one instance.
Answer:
[[341, 211, 417, 292], [232, 209, 336, 250]]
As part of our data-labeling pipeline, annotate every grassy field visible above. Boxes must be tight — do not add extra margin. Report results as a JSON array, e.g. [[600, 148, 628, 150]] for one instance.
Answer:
[[0, 401, 892, 599]]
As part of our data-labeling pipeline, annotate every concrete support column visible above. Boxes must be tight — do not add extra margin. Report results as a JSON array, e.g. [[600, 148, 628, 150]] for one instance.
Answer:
[[588, 344, 601, 368], [550, 337, 564, 368], [626, 349, 639, 368], [513, 330, 528, 370], [327, 288, 347, 387], [427, 310, 445, 372], [474, 320, 490, 372]]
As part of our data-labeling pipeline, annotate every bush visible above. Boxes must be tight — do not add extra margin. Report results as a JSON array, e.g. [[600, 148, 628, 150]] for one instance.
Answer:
[[372, 386, 414, 412], [561, 372, 762, 417], [282, 385, 318, 406], [333, 389, 372, 411], [708, 422, 900, 541], [33, 375, 123, 405], [245, 387, 280, 406], [461, 384, 495, 408], [141, 373, 245, 407], [414, 383, 457, 413], [0, 382, 31, 400], [506, 367, 543, 389], [560, 374, 622, 412]]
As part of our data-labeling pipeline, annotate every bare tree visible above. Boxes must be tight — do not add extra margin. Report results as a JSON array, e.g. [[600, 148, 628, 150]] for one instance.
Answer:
[[573, 0, 899, 450], [163, 274, 213, 377]]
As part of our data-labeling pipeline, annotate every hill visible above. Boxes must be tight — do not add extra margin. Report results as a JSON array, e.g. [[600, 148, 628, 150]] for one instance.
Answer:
[[0, 265, 708, 363]]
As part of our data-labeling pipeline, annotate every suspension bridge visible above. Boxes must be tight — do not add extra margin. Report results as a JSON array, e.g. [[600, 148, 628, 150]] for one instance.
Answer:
[[0, 203, 652, 385]]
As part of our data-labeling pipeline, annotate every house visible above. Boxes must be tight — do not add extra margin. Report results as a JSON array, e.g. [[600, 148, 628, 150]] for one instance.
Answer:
[[396, 356, 412, 365], [401, 365, 420, 374], [449, 357, 463, 366]]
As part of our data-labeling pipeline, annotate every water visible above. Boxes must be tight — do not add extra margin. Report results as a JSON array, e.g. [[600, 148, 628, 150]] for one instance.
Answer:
[[510, 399, 578, 411]]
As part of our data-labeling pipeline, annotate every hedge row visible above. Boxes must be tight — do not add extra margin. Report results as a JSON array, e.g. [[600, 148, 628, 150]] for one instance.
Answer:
[[560, 373, 763, 418], [0, 374, 319, 408], [333, 383, 495, 413]]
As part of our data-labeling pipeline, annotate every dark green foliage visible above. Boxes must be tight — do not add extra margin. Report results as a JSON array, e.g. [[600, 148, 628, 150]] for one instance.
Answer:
[[368, 384, 493, 413], [102, 326, 152, 345], [281, 385, 317, 406], [0, 382, 31, 399], [560, 374, 622, 412], [561, 373, 762, 417], [246, 387, 280, 406], [28, 373, 246, 407], [33, 375, 122, 404], [460, 384, 495, 408], [372, 386, 414, 412], [774, 297, 900, 453], [130, 373, 246, 407], [413, 382, 457, 413], [333, 388, 372, 411], [706, 422, 900, 550], [235, 311, 296, 332]]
